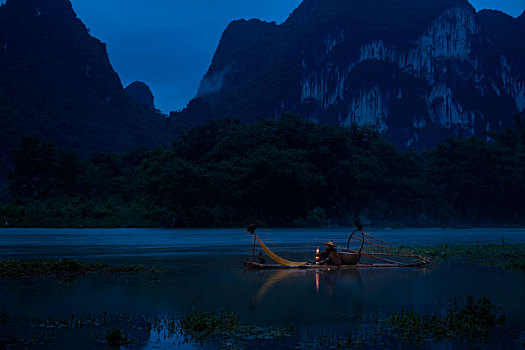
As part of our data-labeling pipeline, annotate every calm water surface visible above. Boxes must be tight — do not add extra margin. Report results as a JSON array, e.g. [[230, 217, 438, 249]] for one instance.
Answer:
[[1, 228, 524, 348]]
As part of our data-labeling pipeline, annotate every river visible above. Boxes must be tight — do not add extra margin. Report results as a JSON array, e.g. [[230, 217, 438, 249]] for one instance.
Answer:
[[1, 227, 524, 348]]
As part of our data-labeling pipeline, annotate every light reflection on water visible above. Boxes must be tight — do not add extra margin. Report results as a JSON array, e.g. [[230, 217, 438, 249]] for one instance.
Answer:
[[1, 228, 524, 348]]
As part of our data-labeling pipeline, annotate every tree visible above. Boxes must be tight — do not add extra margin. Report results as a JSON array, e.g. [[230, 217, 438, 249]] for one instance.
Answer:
[[8, 136, 56, 199], [54, 149, 83, 195]]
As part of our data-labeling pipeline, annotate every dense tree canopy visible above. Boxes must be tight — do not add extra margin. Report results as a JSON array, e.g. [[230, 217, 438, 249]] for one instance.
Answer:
[[1, 113, 524, 228]]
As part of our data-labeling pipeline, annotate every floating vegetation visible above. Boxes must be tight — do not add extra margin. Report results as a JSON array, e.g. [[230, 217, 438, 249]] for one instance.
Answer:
[[403, 243, 525, 272], [1, 309, 291, 349], [298, 296, 509, 349], [2, 330, 56, 348], [147, 309, 293, 348], [386, 295, 506, 345], [0, 258, 164, 279], [104, 326, 134, 347], [0, 297, 516, 349], [32, 313, 107, 330], [1, 311, 146, 348]]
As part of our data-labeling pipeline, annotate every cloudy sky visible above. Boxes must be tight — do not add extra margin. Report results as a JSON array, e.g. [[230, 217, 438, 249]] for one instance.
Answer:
[[3, 0, 523, 112]]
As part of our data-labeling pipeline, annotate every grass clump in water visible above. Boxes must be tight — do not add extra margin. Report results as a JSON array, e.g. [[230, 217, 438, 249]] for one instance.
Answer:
[[104, 326, 133, 347], [298, 296, 507, 349], [178, 310, 243, 342], [148, 309, 292, 348], [387, 295, 505, 345], [402, 243, 525, 272], [0, 258, 162, 279]]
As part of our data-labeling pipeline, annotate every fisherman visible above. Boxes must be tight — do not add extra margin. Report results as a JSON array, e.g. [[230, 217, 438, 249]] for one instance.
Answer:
[[319, 240, 342, 266], [258, 251, 266, 264]]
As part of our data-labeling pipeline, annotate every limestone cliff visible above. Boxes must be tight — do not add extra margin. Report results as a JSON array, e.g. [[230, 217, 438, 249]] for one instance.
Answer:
[[179, 0, 525, 148]]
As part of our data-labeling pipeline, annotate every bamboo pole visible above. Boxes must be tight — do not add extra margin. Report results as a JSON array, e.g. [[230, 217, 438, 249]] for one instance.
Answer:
[[252, 234, 256, 262]]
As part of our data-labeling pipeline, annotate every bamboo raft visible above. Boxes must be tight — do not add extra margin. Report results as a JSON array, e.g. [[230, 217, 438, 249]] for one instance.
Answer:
[[243, 260, 428, 269], [244, 228, 431, 269]]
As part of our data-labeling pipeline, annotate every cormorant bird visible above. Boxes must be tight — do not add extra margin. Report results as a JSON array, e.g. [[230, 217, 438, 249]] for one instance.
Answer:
[[355, 217, 363, 231], [258, 252, 266, 264], [246, 222, 257, 234]]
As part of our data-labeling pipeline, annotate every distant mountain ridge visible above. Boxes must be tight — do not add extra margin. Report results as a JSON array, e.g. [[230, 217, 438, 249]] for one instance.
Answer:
[[0, 0, 174, 165], [177, 0, 525, 148]]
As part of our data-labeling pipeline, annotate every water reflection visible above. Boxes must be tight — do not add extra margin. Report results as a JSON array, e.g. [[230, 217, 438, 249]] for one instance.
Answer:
[[322, 269, 361, 293], [249, 268, 365, 320], [143, 329, 194, 350], [256, 270, 296, 302], [254, 268, 363, 301]]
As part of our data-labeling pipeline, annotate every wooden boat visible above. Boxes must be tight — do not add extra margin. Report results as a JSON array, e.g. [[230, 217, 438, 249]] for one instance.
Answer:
[[244, 229, 431, 270]]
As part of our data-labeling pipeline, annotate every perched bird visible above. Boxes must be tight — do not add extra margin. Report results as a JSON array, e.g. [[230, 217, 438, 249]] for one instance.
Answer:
[[246, 222, 258, 234], [355, 217, 363, 231], [258, 252, 266, 264]]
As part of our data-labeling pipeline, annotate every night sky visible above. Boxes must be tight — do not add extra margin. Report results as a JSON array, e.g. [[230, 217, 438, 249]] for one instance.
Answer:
[[2, 0, 524, 113]]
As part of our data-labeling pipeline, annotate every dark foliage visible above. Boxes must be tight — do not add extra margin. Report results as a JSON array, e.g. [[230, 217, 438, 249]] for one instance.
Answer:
[[1, 113, 524, 228]]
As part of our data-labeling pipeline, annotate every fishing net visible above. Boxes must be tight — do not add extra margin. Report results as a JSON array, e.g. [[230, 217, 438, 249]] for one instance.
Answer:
[[255, 235, 307, 266]]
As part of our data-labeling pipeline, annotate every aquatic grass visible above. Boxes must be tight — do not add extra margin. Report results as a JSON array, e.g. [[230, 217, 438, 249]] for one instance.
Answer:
[[3, 311, 148, 347], [147, 309, 293, 348], [104, 326, 134, 347], [386, 295, 506, 347], [401, 243, 525, 271], [179, 310, 243, 339], [0, 258, 164, 279], [0, 297, 513, 349], [2, 330, 56, 348], [297, 296, 508, 349], [32, 313, 106, 329]]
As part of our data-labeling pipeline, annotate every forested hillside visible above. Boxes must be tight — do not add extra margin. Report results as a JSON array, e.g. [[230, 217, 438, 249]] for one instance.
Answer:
[[2, 114, 524, 228]]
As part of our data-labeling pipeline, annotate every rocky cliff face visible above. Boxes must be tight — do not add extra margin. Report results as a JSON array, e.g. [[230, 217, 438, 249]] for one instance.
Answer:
[[180, 0, 525, 148], [0, 0, 174, 161], [125, 81, 155, 110]]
